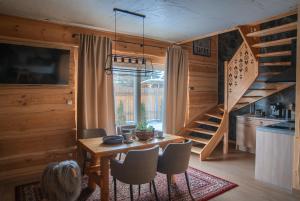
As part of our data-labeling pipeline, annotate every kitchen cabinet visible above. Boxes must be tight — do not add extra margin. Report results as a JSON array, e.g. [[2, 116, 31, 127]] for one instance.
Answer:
[[255, 123, 294, 190], [236, 114, 286, 153]]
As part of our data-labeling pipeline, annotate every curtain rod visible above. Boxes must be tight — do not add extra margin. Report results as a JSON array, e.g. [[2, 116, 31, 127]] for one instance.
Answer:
[[72, 33, 167, 49]]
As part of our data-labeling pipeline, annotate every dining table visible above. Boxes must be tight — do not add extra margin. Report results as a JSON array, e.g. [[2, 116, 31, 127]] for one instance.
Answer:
[[78, 133, 184, 201]]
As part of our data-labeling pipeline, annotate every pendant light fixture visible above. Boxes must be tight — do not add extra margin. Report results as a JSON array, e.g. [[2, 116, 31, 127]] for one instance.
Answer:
[[105, 8, 153, 76]]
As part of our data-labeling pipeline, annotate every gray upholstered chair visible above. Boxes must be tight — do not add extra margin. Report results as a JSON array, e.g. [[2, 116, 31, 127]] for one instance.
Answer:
[[81, 128, 107, 175], [157, 140, 193, 201], [110, 146, 160, 201]]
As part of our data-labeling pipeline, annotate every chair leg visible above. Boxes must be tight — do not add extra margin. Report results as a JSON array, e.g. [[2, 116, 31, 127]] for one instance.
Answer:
[[130, 184, 134, 201], [184, 171, 194, 200], [167, 175, 171, 201], [82, 161, 86, 176], [138, 184, 141, 196], [113, 177, 117, 201], [149, 182, 152, 192], [152, 180, 159, 201], [118, 153, 122, 160]]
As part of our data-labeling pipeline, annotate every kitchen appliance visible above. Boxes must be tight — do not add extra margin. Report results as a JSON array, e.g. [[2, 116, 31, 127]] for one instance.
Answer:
[[270, 103, 284, 118], [286, 103, 295, 120]]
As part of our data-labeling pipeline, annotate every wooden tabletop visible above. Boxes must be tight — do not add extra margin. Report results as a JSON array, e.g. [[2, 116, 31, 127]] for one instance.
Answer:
[[78, 134, 184, 157]]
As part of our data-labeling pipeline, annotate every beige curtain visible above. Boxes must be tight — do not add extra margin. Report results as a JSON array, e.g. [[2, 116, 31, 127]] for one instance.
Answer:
[[78, 34, 116, 136], [163, 45, 188, 134]]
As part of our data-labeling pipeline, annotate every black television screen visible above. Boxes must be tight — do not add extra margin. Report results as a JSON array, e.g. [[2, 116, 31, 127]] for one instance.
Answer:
[[0, 43, 70, 85]]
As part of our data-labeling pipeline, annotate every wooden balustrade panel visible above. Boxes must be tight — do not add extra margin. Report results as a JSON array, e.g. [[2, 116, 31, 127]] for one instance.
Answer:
[[226, 42, 258, 111]]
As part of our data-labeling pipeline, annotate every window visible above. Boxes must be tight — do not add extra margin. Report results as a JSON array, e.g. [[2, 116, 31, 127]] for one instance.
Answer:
[[113, 67, 164, 131], [141, 70, 164, 131]]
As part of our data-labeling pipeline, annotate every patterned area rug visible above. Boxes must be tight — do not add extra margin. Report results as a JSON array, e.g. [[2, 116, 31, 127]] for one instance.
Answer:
[[15, 167, 237, 201]]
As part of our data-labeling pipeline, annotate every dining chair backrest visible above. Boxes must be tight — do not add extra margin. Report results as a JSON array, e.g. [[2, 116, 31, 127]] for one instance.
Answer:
[[158, 140, 192, 175], [116, 145, 159, 185], [82, 128, 107, 139]]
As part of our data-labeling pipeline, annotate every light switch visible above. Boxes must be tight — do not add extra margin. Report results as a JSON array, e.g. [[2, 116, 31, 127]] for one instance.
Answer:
[[67, 99, 73, 105]]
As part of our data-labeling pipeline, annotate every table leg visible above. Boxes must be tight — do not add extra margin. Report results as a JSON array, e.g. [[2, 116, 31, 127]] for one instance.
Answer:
[[100, 157, 110, 201], [171, 175, 176, 184], [88, 156, 100, 190]]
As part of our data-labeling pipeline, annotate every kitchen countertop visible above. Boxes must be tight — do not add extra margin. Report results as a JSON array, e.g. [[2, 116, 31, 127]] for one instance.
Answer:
[[236, 114, 290, 121], [257, 122, 295, 136]]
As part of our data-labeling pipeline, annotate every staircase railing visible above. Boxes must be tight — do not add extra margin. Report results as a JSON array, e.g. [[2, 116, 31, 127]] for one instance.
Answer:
[[221, 29, 259, 154], [225, 41, 258, 112]]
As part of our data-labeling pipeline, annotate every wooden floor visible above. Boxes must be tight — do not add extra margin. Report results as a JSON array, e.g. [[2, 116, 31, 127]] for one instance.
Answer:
[[1, 146, 300, 201]]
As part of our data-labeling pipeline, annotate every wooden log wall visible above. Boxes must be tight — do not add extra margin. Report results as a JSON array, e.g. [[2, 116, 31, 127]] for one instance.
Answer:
[[182, 36, 219, 122], [0, 14, 169, 182]]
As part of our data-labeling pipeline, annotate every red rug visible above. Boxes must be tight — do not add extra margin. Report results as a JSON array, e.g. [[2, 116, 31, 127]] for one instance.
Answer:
[[15, 167, 237, 201]]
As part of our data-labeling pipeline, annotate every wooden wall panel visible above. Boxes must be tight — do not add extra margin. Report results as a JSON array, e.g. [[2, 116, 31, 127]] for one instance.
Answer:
[[182, 36, 218, 122], [0, 14, 170, 182], [0, 18, 79, 182], [293, 5, 300, 190], [0, 14, 169, 58]]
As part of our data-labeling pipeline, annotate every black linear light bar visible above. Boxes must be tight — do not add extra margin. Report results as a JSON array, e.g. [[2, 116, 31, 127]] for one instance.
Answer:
[[113, 8, 146, 18]]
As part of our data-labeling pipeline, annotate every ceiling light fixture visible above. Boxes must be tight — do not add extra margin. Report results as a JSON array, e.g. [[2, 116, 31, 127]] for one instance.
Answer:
[[105, 8, 153, 76]]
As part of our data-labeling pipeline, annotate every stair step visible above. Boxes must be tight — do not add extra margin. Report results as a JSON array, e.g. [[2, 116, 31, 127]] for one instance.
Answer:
[[247, 22, 297, 37], [248, 88, 277, 91], [186, 128, 215, 135], [205, 113, 223, 120], [218, 107, 225, 112], [257, 51, 292, 58], [239, 96, 262, 102], [237, 102, 250, 105], [185, 136, 210, 144], [260, 62, 291, 67], [242, 95, 264, 98], [259, 72, 281, 77], [191, 146, 203, 154], [193, 120, 220, 128], [253, 37, 296, 48]]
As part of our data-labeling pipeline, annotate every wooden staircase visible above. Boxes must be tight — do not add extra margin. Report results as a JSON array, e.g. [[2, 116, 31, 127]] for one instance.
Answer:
[[182, 104, 228, 160], [181, 12, 297, 160], [233, 15, 297, 110]]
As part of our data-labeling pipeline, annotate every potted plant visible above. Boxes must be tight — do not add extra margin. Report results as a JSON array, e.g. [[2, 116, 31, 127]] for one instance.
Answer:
[[135, 121, 155, 141]]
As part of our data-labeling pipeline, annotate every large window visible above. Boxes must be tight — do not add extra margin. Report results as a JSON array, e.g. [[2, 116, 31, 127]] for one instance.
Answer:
[[113, 67, 164, 131]]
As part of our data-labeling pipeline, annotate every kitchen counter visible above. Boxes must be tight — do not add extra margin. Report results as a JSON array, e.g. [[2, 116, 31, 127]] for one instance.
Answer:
[[255, 121, 294, 190], [235, 114, 288, 153], [237, 114, 290, 121], [257, 121, 295, 136]]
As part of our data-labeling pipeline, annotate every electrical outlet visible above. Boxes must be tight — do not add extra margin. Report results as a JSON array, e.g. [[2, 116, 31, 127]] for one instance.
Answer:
[[67, 99, 73, 105]]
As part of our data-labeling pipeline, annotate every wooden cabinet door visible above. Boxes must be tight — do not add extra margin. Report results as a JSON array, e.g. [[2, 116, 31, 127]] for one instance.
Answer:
[[236, 123, 256, 149]]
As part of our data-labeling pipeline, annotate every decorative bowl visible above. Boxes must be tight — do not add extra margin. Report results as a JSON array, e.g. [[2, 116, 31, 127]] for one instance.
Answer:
[[135, 130, 154, 141]]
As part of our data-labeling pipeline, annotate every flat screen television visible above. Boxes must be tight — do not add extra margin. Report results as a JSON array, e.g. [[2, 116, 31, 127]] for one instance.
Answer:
[[0, 43, 70, 85]]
